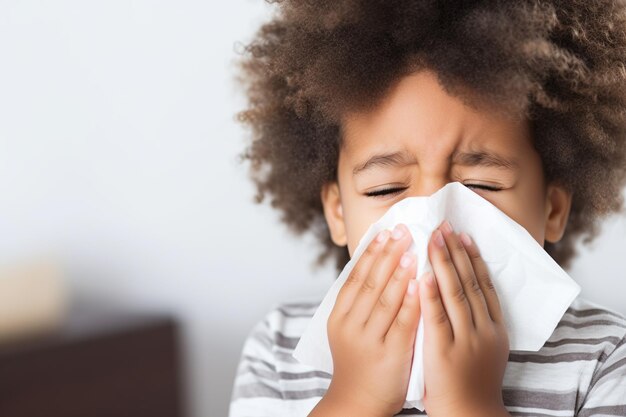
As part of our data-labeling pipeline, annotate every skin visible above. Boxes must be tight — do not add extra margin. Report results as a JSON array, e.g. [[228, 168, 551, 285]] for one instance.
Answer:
[[308, 69, 573, 417]]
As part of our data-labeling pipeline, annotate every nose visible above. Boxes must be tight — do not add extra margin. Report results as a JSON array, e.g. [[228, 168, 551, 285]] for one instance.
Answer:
[[408, 177, 452, 198]]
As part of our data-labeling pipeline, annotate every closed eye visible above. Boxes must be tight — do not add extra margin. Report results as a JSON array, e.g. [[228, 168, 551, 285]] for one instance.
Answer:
[[365, 184, 502, 197], [364, 183, 502, 198], [465, 183, 503, 192], [364, 187, 407, 198]]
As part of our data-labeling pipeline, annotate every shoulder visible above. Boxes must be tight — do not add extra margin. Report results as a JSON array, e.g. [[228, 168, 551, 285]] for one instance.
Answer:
[[265, 297, 323, 332], [558, 295, 626, 342], [240, 297, 325, 370], [229, 298, 329, 416], [505, 295, 626, 383], [566, 295, 626, 323], [253, 297, 323, 347], [501, 295, 626, 413], [558, 297, 626, 411], [552, 295, 626, 391], [544, 295, 626, 359]]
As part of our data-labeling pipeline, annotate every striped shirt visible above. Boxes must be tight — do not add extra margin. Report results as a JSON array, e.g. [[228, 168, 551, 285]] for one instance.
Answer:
[[229, 295, 626, 416]]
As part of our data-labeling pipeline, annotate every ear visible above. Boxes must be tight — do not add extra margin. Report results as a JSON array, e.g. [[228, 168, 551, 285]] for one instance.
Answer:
[[320, 181, 347, 247], [543, 182, 573, 243]]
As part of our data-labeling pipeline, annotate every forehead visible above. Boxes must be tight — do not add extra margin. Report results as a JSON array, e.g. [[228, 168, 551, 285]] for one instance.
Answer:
[[339, 70, 531, 159]]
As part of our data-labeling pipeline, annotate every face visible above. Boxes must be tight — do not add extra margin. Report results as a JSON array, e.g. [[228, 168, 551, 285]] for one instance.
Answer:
[[321, 69, 572, 257]]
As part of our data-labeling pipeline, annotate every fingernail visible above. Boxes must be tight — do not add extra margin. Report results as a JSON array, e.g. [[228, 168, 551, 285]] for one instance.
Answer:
[[400, 252, 414, 268], [376, 229, 390, 243], [391, 224, 405, 240], [460, 232, 472, 247], [442, 220, 453, 234], [407, 279, 418, 295], [434, 229, 445, 247]]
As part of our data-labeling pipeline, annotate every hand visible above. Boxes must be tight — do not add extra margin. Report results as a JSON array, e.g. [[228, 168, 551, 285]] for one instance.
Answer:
[[324, 223, 421, 417], [419, 220, 510, 417]]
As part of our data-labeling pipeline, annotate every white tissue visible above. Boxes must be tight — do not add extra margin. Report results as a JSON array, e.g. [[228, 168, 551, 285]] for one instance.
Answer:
[[292, 181, 581, 410]]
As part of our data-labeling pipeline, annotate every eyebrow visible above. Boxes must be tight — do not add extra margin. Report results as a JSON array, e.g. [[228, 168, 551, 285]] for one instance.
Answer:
[[453, 149, 519, 170], [352, 148, 519, 176], [352, 150, 417, 175]]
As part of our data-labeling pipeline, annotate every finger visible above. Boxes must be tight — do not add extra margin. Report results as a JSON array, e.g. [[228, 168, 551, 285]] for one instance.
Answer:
[[428, 226, 473, 339], [348, 223, 413, 327], [332, 228, 390, 318], [459, 232, 504, 324], [439, 221, 491, 329], [418, 270, 453, 346], [365, 251, 417, 340], [385, 275, 421, 349]]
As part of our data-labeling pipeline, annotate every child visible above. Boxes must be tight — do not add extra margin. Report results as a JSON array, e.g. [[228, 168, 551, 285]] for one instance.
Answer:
[[229, 1, 626, 416]]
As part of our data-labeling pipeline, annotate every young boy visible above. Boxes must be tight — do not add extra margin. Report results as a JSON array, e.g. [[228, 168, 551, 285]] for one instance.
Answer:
[[229, 1, 626, 416]]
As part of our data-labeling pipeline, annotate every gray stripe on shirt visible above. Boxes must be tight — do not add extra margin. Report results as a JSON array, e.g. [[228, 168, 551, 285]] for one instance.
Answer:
[[577, 404, 626, 417]]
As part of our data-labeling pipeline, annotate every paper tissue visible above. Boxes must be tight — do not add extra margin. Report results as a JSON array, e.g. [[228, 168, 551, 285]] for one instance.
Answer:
[[292, 181, 581, 410]]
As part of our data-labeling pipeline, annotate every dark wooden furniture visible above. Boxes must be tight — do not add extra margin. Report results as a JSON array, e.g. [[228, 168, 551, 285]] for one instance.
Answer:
[[0, 306, 187, 417]]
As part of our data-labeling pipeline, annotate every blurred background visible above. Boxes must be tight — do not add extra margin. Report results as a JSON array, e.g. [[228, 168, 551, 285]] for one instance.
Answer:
[[0, 1, 624, 417]]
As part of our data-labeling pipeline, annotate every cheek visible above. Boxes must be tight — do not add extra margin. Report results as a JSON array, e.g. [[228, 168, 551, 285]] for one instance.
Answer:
[[342, 205, 385, 258], [344, 219, 371, 258], [491, 192, 547, 246]]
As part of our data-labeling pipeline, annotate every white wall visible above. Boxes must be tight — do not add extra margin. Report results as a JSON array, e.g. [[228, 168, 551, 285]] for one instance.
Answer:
[[0, 2, 624, 417]]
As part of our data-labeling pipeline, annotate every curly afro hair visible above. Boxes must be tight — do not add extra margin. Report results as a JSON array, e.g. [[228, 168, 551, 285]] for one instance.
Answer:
[[232, 0, 626, 274]]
